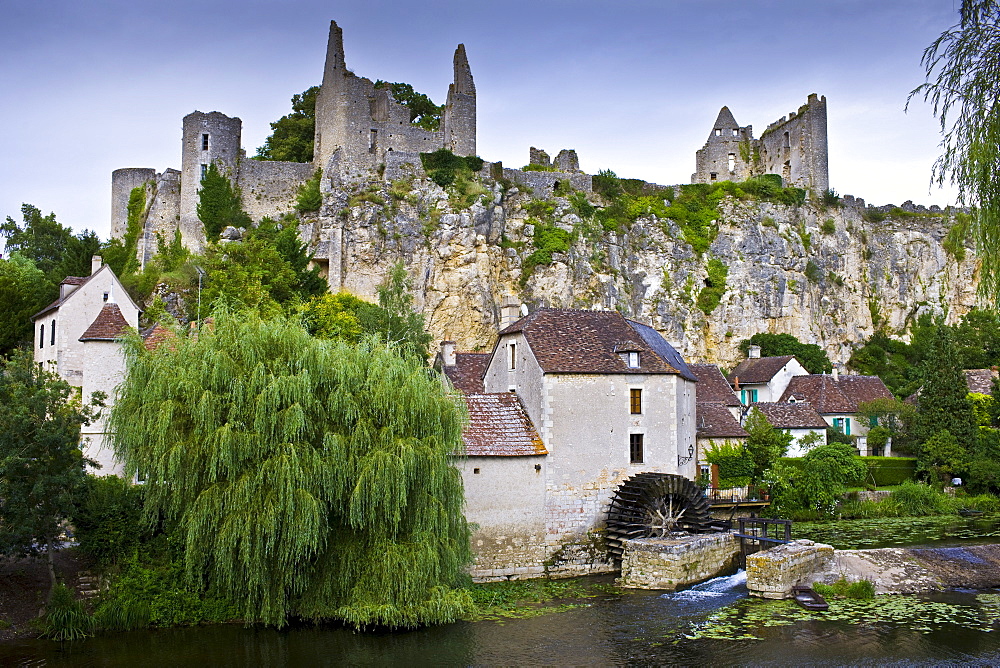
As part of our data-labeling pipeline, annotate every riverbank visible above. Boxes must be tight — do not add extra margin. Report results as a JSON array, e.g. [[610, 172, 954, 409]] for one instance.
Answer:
[[0, 550, 89, 642]]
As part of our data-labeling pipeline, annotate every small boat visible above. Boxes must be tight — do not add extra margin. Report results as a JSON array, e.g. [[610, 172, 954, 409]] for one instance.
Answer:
[[958, 508, 984, 517], [791, 586, 829, 612]]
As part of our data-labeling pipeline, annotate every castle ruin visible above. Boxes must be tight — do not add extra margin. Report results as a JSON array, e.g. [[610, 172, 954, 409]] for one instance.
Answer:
[[692, 93, 828, 193]]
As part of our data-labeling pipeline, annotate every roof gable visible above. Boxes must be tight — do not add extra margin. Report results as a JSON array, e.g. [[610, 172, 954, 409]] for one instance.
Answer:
[[32, 265, 141, 320], [690, 363, 741, 406], [780, 374, 855, 414], [497, 309, 689, 377], [728, 355, 797, 385]]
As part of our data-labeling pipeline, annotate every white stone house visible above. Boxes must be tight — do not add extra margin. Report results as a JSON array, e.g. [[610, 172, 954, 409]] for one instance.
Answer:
[[780, 371, 894, 456], [726, 349, 809, 404], [441, 306, 698, 581], [31, 257, 139, 474], [750, 402, 829, 457]]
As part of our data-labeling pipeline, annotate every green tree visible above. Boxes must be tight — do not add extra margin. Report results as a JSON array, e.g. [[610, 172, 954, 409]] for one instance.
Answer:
[[369, 261, 433, 362], [299, 292, 375, 342], [769, 443, 868, 516], [202, 237, 297, 318], [0, 254, 55, 356], [911, 326, 977, 450], [911, 1, 1000, 304], [739, 333, 832, 374], [917, 429, 970, 483], [952, 308, 1000, 368], [255, 86, 319, 162], [1, 204, 74, 277], [295, 169, 323, 213], [743, 408, 793, 486], [245, 217, 326, 299], [109, 310, 472, 628], [374, 81, 444, 131], [196, 163, 251, 243], [101, 186, 145, 278], [0, 350, 103, 601]]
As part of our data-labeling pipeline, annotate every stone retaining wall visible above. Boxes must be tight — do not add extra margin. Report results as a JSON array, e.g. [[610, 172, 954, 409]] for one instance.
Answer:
[[746, 539, 834, 599], [619, 533, 739, 590]]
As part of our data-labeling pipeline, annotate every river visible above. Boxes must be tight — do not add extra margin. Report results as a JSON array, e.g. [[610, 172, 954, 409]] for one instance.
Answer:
[[3, 516, 1000, 666]]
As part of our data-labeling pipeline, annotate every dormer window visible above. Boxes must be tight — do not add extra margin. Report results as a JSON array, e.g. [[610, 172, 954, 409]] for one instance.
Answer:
[[788, 396, 797, 404], [627, 352, 640, 368]]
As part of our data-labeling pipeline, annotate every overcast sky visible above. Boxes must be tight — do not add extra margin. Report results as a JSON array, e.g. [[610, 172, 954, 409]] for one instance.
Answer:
[[0, 0, 962, 241]]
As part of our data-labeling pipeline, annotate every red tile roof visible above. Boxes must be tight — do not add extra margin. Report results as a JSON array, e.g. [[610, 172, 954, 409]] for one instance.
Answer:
[[461, 393, 546, 456], [752, 402, 828, 429], [697, 403, 748, 439], [965, 369, 998, 395], [61, 276, 88, 286], [727, 355, 797, 385], [497, 308, 689, 376], [443, 352, 490, 394], [780, 374, 855, 414], [79, 304, 131, 341], [141, 323, 177, 351], [837, 374, 894, 406], [690, 363, 741, 406]]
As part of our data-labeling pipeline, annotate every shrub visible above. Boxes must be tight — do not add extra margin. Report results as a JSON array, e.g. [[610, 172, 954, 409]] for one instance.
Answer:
[[521, 222, 573, 282], [294, 169, 322, 213], [821, 218, 836, 235], [40, 584, 94, 641], [822, 189, 842, 207], [943, 211, 971, 262], [813, 578, 875, 600], [890, 480, 954, 516], [420, 149, 484, 187], [704, 440, 753, 488], [696, 258, 728, 315], [862, 207, 887, 224], [72, 475, 146, 568]]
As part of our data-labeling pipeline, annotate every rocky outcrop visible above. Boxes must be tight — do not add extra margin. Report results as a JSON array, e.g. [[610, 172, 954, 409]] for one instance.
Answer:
[[305, 170, 983, 366]]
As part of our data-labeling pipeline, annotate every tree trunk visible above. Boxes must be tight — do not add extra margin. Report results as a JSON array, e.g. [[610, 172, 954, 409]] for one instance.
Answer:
[[46, 534, 57, 606]]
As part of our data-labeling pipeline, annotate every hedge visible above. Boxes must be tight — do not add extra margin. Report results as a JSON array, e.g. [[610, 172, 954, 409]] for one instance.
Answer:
[[778, 456, 916, 487]]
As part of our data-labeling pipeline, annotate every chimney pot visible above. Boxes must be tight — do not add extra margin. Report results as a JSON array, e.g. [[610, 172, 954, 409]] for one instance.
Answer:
[[91, 255, 103, 275], [500, 295, 522, 327], [441, 340, 457, 367], [748, 345, 761, 359]]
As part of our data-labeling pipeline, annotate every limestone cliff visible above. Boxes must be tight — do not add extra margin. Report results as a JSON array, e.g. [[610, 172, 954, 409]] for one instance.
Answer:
[[301, 168, 981, 368]]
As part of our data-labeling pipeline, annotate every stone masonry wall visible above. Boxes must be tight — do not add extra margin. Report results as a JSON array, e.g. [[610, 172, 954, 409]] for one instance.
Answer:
[[746, 539, 835, 599], [238, 159, 314, 222], [619, 533, 740, 590]]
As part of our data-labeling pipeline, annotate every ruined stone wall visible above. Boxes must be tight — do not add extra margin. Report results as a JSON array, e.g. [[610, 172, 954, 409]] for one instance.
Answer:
[[111, 168, 156, 239], [619, 533, 739, 590], [502, 168, 592, 196], [238, 159, 314, 222], [692, 108, 755, 184], [758, 94, 829, 192], [138, 169, 181, 266], [442, 44, 476, 157]]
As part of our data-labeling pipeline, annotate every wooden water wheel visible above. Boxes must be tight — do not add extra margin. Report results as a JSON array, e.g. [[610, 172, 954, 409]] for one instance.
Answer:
[[605, 472, 725, 562]]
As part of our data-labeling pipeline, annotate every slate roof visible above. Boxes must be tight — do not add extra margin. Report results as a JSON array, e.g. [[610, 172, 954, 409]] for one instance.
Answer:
[[79, 304, 131, 341], [461, 393, 546, 456], [727, 355, 797, 385], [443, 352, 490, 394], [697, 403, 748, 439], [965, 369, 998, 395], [497, 308, 695, 380], [752, 402, 828, 429], [690, 363, 741, 406]]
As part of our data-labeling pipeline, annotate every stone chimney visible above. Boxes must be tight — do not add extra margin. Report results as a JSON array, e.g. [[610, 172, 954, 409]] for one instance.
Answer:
[[500, 295, 522, 327], [91, 255, 103, 275], [748, 344, 761, 359], [832, 364, 840, 381], [440, 340, 457, 367]]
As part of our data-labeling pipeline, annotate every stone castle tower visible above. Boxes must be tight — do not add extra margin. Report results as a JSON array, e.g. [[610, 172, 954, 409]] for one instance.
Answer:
[[314, 20, 476, 174], [692, 93, 828, 193]]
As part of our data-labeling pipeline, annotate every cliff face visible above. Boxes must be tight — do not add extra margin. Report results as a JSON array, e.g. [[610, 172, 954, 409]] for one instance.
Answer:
[[303, 172, 982, 367]]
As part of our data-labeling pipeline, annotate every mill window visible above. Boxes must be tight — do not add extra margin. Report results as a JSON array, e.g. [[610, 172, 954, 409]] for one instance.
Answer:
[[103, 292, 109, 302], [630, 388, 642, 414], [629, 434, 644, 464], [39, 324, 44, 349], [50, 319, 55, 346], [201, 134, 209, 151], [508, 343, 516, 371]]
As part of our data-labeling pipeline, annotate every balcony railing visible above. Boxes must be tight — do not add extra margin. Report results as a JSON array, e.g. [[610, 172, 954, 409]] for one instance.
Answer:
[[703, 486, 770, 505]]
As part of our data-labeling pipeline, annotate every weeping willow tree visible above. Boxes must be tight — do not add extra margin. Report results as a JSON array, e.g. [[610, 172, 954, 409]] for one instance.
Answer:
[[911, 0, 1000, 303], [109, 310, 472, 628]]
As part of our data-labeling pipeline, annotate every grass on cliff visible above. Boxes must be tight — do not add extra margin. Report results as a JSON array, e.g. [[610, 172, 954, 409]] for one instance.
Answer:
[[590, 171, 805, 254]]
